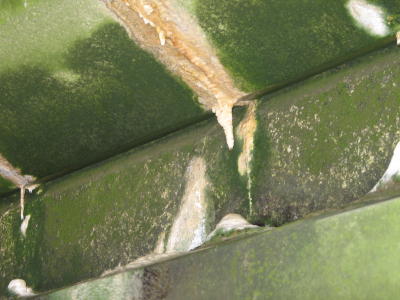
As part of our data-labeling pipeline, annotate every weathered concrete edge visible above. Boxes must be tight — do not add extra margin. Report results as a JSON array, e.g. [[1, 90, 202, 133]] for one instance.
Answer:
[[34, 192, 400, 299]]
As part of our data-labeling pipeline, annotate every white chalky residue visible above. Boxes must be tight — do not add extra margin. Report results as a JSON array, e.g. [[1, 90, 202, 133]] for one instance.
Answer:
[[166, 156, 209, 252], [207, 214, 258, 240], [236, 104, 257, 214], [103, 158, 212, 276], [158, 30, 166, 46], [188, 206, 207, 250], [8, 279, 35, 297], [20, 214, 31, 237], [213, 104, 234, 149], [138, 12, 155, 27], [346, 0, 389, 37], [143, 4, 153, 15], [370, 141, 400, 192]]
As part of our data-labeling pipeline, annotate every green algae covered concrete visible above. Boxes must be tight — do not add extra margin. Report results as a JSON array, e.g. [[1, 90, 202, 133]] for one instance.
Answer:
[[0, 0, 205, 195], [192, 0, 400, 92], [252, 44, 400, 225], [36, 194, 400, 300], [1, 42, 400, 295], [2, 0, 400, 198], [2, 0, 400, 199], [0, 117, 249, 294]]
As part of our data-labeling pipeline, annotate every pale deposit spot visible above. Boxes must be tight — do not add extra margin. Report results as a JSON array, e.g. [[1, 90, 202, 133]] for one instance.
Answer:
[[370, 141, 400, 192], [207, 213, 258, 240], [8, 279, 35, 297], [346, 0, 389, 37]]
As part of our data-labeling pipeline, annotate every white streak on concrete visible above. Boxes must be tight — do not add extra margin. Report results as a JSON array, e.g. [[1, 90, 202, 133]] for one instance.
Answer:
[[8, 279, 35, 297], [20, 214, 31, 237], [207, 214, 258, 240], [143, 4, 153, 15], [370, 141, 400, 192], [166, 156, 209, 252], [158, 30, 166, 46], [236, 104, 257, 213], [213, 104, 234, 150], [346, 0, 389, 36], [102, 157, 211, 277]]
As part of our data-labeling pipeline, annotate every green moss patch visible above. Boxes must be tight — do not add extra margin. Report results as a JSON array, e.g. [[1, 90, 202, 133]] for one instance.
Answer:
[[194, 0, 399, 92], [0, 22, 205, 195], [252, 45, 400, 225]]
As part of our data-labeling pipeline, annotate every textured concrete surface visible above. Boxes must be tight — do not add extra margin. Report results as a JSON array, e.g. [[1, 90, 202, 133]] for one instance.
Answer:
[[0, 0, 204, 195], [2, 0, 400, 195], [35, 193, 400, 300], [1, 43, 400, 295]]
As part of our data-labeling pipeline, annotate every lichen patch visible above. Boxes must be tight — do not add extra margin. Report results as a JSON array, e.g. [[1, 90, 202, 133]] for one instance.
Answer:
[[104, 0, 246, 148]]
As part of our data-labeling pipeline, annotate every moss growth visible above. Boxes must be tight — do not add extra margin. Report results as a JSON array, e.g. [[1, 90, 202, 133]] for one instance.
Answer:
[[2, 44, 400, 295], [0, 0, 41, 24], [0, 0, 112, 71], [0, 178, 14, 193], [38, 194, 400, 299], [0, 22, 204, 195], [194, 0, 399, 92], [0, 201, 20, 294], [0, 118, 213, 294], [252, 45, 400, 225], [0, 0, 209, 196], [1, 18, 400, 296]]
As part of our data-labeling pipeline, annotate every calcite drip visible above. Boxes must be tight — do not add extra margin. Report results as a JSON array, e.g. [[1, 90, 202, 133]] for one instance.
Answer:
[[105, 0, 246, 148]]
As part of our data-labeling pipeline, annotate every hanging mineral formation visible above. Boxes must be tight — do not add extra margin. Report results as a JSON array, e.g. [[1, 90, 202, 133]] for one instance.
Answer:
[[105, 0, 247, 149], [0, 154, 38, 220]]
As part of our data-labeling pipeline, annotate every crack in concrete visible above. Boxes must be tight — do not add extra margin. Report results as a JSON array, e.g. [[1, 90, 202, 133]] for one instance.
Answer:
[[104, 0, 246, 149]]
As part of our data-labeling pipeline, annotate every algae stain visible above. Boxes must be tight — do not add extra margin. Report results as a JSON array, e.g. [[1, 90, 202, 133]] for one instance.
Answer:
[[0, 22, 203, 185], [0, 0, 40, 23]]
